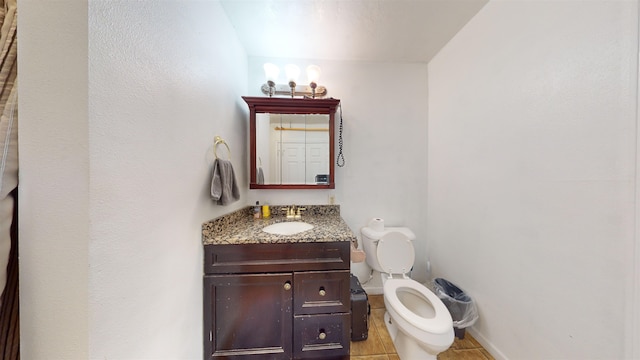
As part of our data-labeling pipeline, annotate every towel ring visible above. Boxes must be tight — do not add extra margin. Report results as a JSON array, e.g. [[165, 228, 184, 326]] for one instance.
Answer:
[[214, 136, 231, 160]]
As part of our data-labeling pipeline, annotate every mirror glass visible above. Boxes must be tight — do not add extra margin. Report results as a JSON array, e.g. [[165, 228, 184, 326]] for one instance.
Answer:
[[256, 113, 330, 185]]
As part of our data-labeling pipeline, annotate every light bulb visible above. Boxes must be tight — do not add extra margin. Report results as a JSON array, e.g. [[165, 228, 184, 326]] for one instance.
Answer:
[[263, 63, 280, 83], [306, 65, 321, 84], [284, 64, 301, 83], [284, 64, 300, 97]]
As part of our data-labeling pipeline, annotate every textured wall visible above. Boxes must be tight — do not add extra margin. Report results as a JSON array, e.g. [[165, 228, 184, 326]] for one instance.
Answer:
[[87, 2, 248, 359], [18, 1, 90, 358], [427, 2, 638, 359], [20, 1, 248, 359]]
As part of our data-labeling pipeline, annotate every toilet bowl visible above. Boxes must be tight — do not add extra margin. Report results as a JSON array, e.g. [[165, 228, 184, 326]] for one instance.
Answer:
[[361, 225, 454, 360]]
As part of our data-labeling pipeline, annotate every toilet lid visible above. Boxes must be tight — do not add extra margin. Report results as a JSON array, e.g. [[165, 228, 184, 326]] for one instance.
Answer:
[[377, 231, 415, 274]]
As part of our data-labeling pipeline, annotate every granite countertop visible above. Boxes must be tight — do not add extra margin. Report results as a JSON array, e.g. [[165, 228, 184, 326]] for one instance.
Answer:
[[202, 205, 357, 245]]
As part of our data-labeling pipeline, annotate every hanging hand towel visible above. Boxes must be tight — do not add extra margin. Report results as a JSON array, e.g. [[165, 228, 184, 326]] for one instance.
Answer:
[[211, 158, 240, 205], [257, 166, 265, 184]]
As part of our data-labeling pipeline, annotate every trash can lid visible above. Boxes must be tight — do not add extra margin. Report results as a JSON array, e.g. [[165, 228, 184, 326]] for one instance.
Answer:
[[377, 231, 414, 274]]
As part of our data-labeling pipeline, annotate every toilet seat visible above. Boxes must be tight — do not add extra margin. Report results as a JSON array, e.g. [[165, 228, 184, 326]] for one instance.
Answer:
[[377, 231, 414, 275], [384, 278, 453, 335]]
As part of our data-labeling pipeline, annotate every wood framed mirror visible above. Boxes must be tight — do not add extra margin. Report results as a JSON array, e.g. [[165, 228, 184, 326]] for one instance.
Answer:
[[243, 96, 340, 189]]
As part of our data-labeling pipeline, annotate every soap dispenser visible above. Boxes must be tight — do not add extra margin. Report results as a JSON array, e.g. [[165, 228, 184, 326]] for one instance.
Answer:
[[254, 201, 261, 219], [262, 203, 271, 218]]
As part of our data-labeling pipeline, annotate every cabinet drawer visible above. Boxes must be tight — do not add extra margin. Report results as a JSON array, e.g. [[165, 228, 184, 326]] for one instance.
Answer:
[[293, 270, 350, 315], [293, 313, 350, 359], [205, 242, 350, 274]]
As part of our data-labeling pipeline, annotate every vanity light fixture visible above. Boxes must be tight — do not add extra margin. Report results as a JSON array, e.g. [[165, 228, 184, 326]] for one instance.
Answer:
[[261, 63, 327, 98]]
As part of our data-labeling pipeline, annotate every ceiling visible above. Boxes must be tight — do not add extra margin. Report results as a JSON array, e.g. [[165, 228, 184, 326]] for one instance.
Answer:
[[220, 0, 488, 63]]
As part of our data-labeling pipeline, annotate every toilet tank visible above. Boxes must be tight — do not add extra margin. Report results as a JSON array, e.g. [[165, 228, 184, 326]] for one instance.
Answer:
[[361, 226, 416, 272]]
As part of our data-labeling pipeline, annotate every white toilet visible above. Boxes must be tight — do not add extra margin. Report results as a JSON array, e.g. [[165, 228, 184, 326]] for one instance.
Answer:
[[361, 225, 454, 360]]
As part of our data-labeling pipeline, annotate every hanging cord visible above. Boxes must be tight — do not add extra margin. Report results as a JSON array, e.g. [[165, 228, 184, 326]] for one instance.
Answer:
[[336, 103, 345, 167]]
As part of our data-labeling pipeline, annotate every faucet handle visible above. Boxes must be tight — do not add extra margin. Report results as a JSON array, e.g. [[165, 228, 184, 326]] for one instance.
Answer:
[[295, 207, 306, 219]]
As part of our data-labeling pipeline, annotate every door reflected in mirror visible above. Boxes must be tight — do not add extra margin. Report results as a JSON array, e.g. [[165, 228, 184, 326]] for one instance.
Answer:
[[256, 113, 330, 185]]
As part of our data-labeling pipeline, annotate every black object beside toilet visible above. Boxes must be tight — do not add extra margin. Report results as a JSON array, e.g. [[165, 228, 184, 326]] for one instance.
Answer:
[[350, 274, 369, 341]]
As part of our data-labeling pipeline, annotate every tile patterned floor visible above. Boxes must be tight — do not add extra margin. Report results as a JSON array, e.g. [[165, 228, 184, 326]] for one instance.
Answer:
[[350, 294, 494, 360]]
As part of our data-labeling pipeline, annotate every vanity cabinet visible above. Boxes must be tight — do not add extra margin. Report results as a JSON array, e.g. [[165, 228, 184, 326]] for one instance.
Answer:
[[203, 241, 351, 360]]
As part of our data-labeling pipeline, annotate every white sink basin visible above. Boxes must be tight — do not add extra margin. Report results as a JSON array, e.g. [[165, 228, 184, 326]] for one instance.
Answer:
[[262, 222, 314, 235]]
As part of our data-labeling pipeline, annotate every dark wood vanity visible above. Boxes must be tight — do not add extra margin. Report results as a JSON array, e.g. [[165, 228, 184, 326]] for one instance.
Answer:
[[202, 206, 355, 360], [204, 242, 351, 359]]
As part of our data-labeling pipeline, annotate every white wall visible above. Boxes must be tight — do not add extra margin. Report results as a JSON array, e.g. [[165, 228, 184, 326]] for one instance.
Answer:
[[246, 57, 431, 283], [20, 1, 248, 359], [18, 1, 89, 358], [427, 2, 638, 359]]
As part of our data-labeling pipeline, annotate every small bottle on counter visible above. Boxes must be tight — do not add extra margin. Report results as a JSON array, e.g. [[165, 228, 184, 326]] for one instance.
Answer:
[[254, 201, 262, 219], [262, 204, 271, 218]]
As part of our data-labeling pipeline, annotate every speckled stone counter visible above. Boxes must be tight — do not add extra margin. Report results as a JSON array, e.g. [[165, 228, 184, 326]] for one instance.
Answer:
[[202, 205, 356, 245]]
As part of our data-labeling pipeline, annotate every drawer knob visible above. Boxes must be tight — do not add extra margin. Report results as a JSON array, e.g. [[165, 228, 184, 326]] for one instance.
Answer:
[[318, 331, 326, 340], [319, 287, 326, 297], [284, 282, 292, 291]]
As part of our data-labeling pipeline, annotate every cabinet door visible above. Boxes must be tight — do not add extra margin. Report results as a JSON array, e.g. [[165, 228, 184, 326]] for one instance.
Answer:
[[204, 273, 293, 359]]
